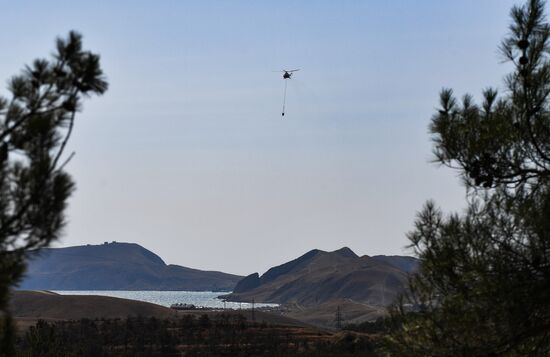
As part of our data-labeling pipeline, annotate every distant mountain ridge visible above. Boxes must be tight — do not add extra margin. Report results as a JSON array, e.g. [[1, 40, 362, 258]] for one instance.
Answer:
[[18, 242, 242, 291], [370, 255, 418, 273], [223, 247, 418, 307]]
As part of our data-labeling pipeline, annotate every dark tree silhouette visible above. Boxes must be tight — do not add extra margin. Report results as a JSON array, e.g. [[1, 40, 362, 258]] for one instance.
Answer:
[[387, 1, 550, 355], [14, 316, 379, 356], [0, 31, 107, 354]]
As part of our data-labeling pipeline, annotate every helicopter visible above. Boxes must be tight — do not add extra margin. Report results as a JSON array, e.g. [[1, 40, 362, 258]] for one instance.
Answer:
[[281, 69, 299, 79], [275, 69, 300, 116]]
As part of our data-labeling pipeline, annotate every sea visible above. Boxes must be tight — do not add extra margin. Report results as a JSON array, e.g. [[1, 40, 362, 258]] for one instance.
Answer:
[[52, 290, 278, 310]]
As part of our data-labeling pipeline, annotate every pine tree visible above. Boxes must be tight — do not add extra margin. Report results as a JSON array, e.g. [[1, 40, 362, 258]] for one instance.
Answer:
[[387, 0, 550, 355], [0, 31, 107, 355]]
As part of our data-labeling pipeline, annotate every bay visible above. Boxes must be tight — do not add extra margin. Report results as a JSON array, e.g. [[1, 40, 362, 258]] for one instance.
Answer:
[[52, 290, 278, 309]]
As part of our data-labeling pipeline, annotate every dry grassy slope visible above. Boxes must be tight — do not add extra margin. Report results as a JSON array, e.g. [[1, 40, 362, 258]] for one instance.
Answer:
[[18, 242, 243, 291], [10, 290, 175, 320], [10, 290, 314, 332], [284, 299, 387, 327], [223, 247, 415, 308]]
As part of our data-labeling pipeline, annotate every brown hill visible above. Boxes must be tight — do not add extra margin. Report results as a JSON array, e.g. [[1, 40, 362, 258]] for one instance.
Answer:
[[10, 290, 313, 331], [10, 290, 175, 320], [18, 242, 242, 291], [222, 247, 415, 308]]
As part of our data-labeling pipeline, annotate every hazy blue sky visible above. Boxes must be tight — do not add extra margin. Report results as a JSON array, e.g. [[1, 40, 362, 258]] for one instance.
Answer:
[[1, 1, 525, 275]]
